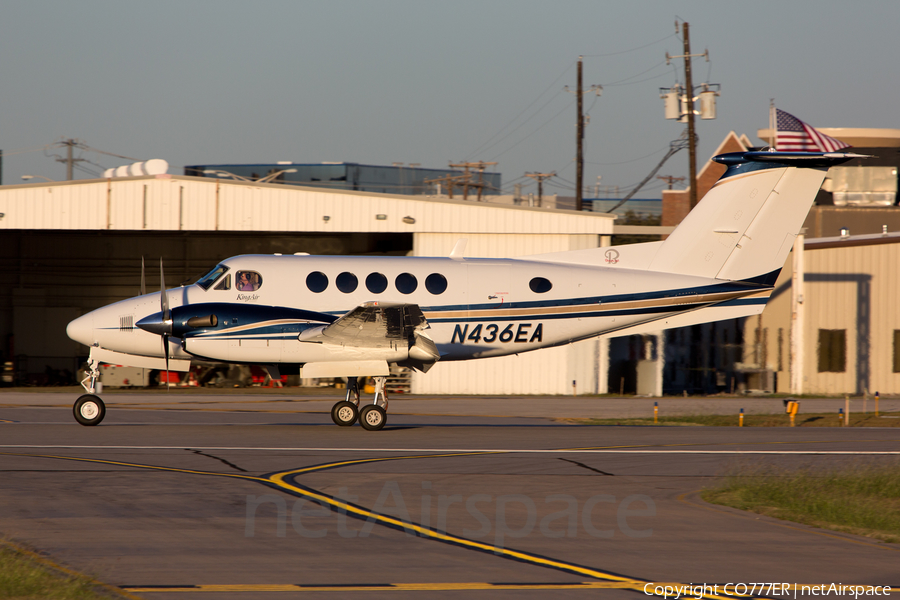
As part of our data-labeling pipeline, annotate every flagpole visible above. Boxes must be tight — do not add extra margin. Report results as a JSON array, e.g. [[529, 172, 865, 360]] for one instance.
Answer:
[[769, 99, 776, 148]]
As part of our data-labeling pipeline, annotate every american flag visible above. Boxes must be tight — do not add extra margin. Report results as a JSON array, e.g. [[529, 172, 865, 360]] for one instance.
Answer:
[[775, 109, 850, 152]]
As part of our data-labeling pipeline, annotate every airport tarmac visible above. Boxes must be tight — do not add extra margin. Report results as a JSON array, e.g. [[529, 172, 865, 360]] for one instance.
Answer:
[[0, 391, 898, 600]]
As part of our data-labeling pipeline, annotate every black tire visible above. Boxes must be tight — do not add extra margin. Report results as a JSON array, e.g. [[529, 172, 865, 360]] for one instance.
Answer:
[[359, 405, 387, 431], [331, 401, 358, 427], [74, 395, 106, 426]]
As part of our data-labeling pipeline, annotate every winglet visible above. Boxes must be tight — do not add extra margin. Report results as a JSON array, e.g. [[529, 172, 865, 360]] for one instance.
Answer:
[[449, 238, 467, 261]]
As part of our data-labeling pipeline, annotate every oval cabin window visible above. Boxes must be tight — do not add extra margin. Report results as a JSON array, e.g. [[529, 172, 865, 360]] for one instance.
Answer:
[[336, 272, 358, 293], [366, 272, 388, 294], [529, 277, 552, 293], [306, 271, 328, 293], [395, 273, 418, 294], [425, 273, 448, 295]]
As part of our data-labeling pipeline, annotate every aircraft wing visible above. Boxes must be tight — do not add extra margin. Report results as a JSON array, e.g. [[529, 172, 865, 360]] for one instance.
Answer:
[[301, 302, 425, 346], [299, 302, 440, 370]]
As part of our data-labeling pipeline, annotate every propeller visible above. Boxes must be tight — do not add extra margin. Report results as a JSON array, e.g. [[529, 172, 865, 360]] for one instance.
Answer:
[[140, 256, 146, 296], [159, 258, 172, 390]]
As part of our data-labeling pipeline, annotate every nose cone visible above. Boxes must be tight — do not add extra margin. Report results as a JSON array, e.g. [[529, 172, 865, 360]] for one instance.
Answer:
[[67, 313, 94, 346], [136, 312, 172, 336]]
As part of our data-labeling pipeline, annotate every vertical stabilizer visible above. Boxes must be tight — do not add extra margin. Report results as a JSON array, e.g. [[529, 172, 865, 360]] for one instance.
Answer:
[[647, 152, 865, 280]]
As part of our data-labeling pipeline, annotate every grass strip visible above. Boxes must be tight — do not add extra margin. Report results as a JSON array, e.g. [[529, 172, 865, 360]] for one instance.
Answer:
[[702, 462, 900, 543], [572, 411, 900, 427], [0, 541, 130, 600]]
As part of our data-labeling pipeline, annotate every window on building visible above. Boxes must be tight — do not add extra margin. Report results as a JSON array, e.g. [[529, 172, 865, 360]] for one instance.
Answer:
[[817, 329, 846, 373], [827, 166, 898, 206], [893, 331, 900, 373]]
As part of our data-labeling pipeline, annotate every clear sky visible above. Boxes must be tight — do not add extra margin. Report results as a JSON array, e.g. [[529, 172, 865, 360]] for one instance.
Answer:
[[2, 0, 897, 199]]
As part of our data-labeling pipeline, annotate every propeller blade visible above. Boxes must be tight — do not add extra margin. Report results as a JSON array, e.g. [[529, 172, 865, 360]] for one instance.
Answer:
[[140, 257, 146, 296], [162, 334, 170, 392], [159, 258, 169, 321], [160, 258, 171, 392]]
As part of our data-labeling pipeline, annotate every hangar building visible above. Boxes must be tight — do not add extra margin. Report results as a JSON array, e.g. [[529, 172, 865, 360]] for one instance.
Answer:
[[0, 173, 612, 394]]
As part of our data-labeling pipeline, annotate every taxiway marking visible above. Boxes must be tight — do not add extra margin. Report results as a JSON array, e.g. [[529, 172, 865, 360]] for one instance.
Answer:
[[1, 444, 898, 455], [0, 450, 764, 600]]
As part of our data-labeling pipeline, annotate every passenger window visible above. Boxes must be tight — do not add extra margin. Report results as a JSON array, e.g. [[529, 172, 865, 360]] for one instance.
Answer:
[[214, 274, 232, 290], [306, 271, 328, 293], [425, 273, 447, 295], [366, 272, 387, 294], [395, 273, 417, 294], [336, 272, 358, 293], [236, 271, 262, 291], [529, 277, 552, 293]]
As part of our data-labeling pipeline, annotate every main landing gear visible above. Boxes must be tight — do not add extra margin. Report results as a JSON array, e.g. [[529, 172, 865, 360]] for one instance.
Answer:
[[74, 354, 106, 426], [330, 376, 389, 431]]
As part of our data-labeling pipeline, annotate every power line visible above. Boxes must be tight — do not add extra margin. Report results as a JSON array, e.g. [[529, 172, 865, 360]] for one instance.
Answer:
[[465, 62, 575, 159], [485, 98, 574, 162], [580, 32, 677, 58]]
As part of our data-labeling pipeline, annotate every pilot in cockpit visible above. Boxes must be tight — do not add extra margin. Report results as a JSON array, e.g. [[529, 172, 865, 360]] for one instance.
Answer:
[[237, 271, 261, 291]]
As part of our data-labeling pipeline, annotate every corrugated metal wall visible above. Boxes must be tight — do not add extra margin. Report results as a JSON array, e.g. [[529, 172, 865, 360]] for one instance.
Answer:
[[751, 237, 900, 395], [0, 176, 614, 236], [802, 241, 900, 394]]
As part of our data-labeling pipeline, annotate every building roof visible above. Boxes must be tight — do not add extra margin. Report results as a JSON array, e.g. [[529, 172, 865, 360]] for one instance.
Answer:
[[0, 174, 613, 235], [805, 230, 900, 250]]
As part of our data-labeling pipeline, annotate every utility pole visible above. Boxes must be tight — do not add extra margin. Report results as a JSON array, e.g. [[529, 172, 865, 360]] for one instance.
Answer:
[[664, 23, 708, 209], [565, 57, 600, 211], [448, 161, 497, 200], [682, 23, 697, 209], [55, 138, 86, 180], [576, 57, 584, 212], [525, 172, 555, 208], [657, 175, 685, 190]]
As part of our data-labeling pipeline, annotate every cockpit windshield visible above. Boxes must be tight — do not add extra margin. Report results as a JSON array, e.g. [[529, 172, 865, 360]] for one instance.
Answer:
[[196, 264, 230, 290]]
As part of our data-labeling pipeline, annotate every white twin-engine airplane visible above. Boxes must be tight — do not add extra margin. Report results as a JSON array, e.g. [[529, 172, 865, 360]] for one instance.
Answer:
[[66, 151, 863, 430]]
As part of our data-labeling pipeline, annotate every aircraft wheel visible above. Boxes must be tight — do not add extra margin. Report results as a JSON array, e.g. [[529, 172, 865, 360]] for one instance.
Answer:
[[74, 395, 106, 426], [331, 401, 359, 427], [359, 405, 387, 431]]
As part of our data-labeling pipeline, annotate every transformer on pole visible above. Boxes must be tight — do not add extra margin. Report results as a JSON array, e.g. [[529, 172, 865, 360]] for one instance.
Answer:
[[659, 22, 720, 209]]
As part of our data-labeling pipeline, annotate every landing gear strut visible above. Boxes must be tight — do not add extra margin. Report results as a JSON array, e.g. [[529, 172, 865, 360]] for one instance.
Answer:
[[74, 352, 106, 426], [329, 376, 388, 431]]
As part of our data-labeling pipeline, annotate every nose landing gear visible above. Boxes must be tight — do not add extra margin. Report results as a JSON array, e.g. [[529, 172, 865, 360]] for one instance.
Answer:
[[74, 353, 106, 426], [330, 376, 389, 431]]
